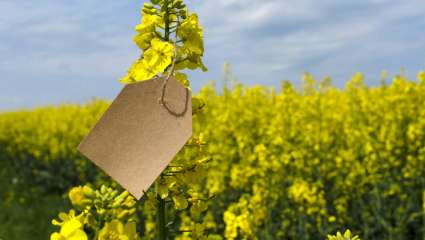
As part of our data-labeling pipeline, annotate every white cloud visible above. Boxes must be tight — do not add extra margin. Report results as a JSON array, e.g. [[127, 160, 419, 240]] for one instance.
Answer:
[[1, 0, 425, 109], [187, 0, 425, 85]]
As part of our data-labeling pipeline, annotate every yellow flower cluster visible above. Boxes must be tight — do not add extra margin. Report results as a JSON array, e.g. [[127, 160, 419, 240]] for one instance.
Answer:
[[120, 39, 175, 83], [142, 132, 212, 239], [223, 207, 253, 239], [50, 185, 140, 240], [119, 0, 207, 85], [288, 180, 327, 215], [195, 71, 425, 239], [98, 220, 138, 240]]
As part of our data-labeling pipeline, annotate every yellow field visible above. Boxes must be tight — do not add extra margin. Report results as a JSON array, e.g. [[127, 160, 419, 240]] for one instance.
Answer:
[[1, 72, 425, 239]]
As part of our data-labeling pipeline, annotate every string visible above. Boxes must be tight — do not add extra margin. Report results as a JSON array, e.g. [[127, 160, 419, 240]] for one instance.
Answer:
[[158, 41, 189, 117]]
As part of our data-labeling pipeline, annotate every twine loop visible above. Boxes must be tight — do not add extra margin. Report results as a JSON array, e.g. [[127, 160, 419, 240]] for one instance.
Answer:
[[158, 42, 189, 117]]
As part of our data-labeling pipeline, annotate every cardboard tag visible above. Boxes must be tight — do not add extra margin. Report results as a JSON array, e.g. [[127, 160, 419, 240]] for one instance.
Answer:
[[78, 77, 192, 199]]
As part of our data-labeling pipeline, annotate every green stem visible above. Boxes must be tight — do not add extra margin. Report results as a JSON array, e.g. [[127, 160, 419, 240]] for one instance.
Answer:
[[164, 0, 170, 41], [157, 1, 172, 239], [157, 194, 167, 240]]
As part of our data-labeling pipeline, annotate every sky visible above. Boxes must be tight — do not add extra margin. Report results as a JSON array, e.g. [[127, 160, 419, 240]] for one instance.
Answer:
[[0, 0, 424, 110]]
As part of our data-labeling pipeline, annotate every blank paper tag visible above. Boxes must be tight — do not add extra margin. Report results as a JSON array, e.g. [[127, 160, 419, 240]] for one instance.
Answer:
[[78, 77, 192, 199]]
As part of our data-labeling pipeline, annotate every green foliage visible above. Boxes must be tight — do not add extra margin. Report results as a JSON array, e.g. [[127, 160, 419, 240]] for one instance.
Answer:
[[0, 101, 109, 198], [1, 72, 425, 239], [0, 195, 67, 239]]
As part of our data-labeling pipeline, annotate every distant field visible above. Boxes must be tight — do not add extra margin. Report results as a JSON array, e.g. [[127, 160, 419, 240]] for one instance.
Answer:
[[1, 73, 425, 239]]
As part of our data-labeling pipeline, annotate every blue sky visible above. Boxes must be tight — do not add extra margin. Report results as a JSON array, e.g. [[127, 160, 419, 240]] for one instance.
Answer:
[[1, 0, 424, 110]]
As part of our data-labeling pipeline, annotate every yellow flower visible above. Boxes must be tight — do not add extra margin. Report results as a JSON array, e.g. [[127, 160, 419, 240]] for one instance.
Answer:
[[327, 230, 360, 240], [134, 32, 155, 50], [144, 38, 174, 71], [418, 71, 425, 82], [50, 219, 88, 240], [288, 180, 316, 204], [174, 72, 190, 87], [351, 72, 364, 83], [69, 186, 85, 206], [135, 14, 161, 34], [119, 60, 156, 83], [223, 211, 238, 239], [133, 6, 164, 51], [52, 210, 85, 227], [120, 38, 174, 83], [178, 14, 204, 55], [98, 220, 139, 240], [176, 52, 207, 72], [134, 14, 161, 50]]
